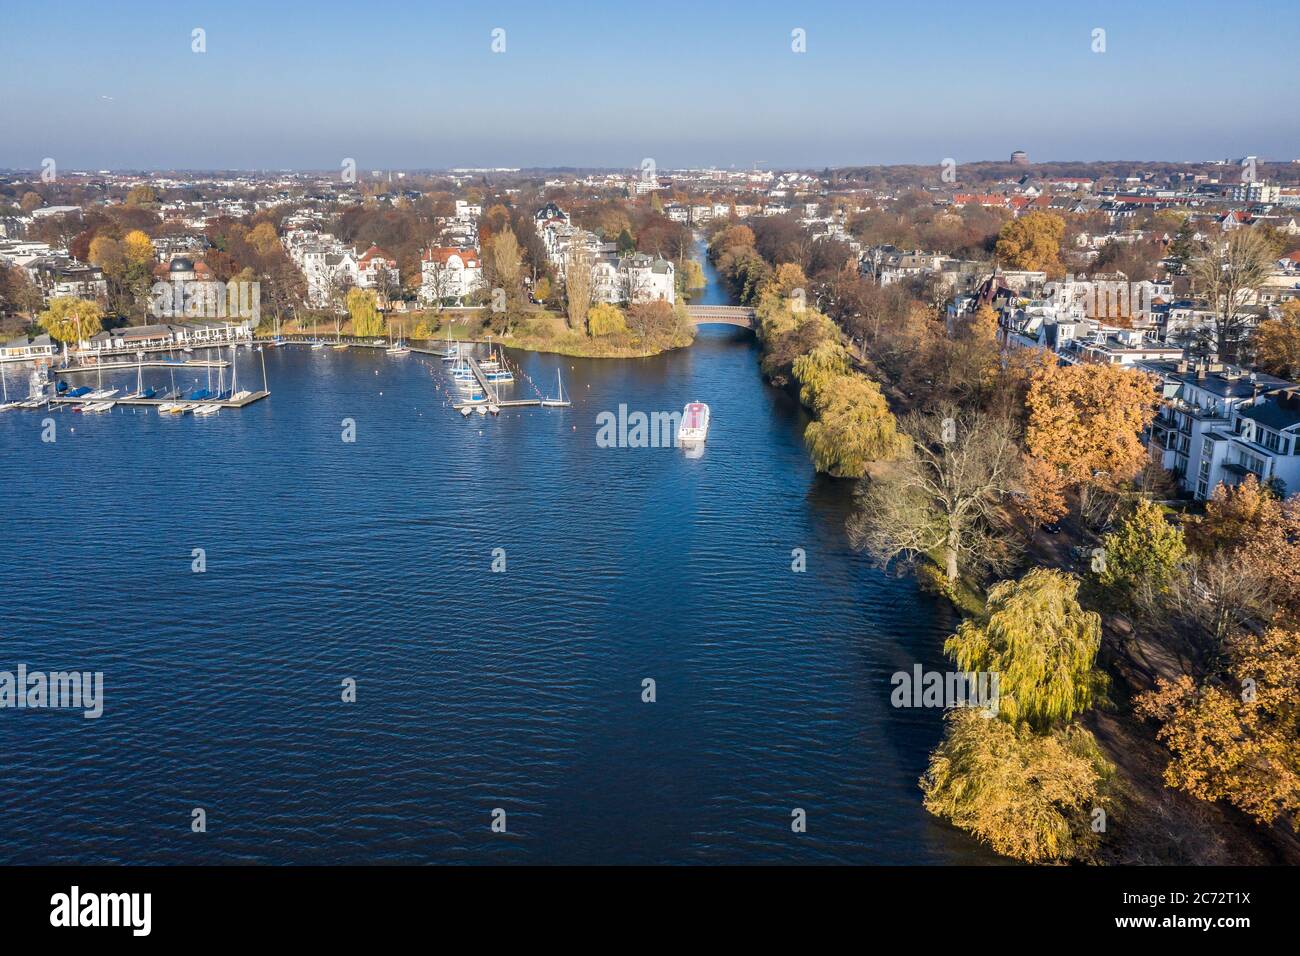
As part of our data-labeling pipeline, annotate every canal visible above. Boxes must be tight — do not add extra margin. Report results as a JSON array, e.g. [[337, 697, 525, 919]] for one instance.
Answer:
[[0, 242, 991, 863]]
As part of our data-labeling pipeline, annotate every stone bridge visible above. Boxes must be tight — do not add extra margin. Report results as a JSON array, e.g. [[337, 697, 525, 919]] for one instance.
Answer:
[[685, 304, 755, 329]]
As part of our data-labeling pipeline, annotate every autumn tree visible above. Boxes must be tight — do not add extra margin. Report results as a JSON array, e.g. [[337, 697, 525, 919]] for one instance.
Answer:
[[921, 710, 1114, 863], [995, 211, 1066, 275], [625, 299, 682, 349], [247, 221, 282, 257], [125, 184, 158, 207], [586, 302, 626, 337], [947, 568, 1105, 730], [1136, 625, 1300, 825], [38, 296, 103, 344], [802, 374, 903, 478], [1024, 362, 1158, 521], [1253, 300, 1300, 379], [0, 263, 43, 317], [564, 236, 592, 332], [848, 406, 1021, 583], [489, 227, 523, 293], [1190, 229, 1274, 363], [122, 229, 155, 268], [345, 287, 384, 337], [1186, 475, 1300, 628]]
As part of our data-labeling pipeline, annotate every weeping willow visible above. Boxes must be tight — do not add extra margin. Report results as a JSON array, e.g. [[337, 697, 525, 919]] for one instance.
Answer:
[[921, 709, 1114, 863], [802, 374, 904, 478], [945, 568, 1105, 730], [792, 338, 851, 411]]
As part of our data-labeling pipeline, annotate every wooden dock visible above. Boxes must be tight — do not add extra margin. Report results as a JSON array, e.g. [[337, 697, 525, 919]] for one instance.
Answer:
[[57, 359, 230, 373], [448, 354, 568, 411], [45, 390, 270, 410]]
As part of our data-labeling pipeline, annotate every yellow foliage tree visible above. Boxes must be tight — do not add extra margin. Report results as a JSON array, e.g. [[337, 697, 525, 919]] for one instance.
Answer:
[[802, 374, 903, 477], [345, 288, 384, 337], [122, 230, 155, 268], [88, 235, 126, 279], [586, 302, 627, 337], [946, 568, 1105, 729], [248, 222, 282, 257], [995, 211, 1066, 275], [39, 296, 104, 344], [921, 710, 1114, 863]]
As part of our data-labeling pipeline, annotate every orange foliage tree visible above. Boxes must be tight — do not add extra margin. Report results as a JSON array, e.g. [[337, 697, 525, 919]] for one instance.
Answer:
[[1136, 625, 1300, 825], [1022, 362, 1158, 520]]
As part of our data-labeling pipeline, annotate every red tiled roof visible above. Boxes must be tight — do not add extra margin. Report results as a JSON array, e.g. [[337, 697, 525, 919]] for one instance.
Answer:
[[422, 246, 480, 266]]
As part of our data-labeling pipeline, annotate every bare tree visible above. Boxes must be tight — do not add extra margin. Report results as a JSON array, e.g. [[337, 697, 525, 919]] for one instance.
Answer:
[[1136, 550, 1274, 670], [1190, 229, 1274, 363], [848, 405, 1022, 583]]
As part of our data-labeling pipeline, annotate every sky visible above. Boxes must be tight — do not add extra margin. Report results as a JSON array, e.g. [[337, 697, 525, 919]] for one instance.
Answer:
[[1, 0, 1297, 171]]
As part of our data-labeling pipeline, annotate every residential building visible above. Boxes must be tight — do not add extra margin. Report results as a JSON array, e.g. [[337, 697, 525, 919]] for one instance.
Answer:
[[420, 247, 483, 304]]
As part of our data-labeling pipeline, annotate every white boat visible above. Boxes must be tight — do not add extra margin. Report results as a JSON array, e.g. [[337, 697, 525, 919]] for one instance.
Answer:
[[488, 403, 500, 415], [474, 404, 487, 416], [677, 401, 710, 445], [459, 406, 472, 417], [85, 388, 118, 400], [386, 324, 410, 355], [193, 403, 221, 416], [82, 401, 115, 413], [310, 340, 326, 350], [230, 390, 253, 403]]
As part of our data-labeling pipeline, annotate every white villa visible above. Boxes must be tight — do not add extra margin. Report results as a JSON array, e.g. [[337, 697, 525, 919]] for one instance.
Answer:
[[420, 247, 483, 305]]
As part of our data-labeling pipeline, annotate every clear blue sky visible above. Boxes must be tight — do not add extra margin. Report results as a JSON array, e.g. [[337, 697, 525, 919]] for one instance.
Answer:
[[2, 0, 1297, 171]]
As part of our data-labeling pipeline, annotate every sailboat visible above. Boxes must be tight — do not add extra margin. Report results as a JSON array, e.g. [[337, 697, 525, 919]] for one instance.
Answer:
[[386, 322, 410, 356], [479, 342, 513, 383], [85, 362, 118, 400], [311, 317, 325, 350], [228, 343, 253, 403], [0, 363, 17, 411], [438, 326, 460, 361], [541, 368, 571, 407]]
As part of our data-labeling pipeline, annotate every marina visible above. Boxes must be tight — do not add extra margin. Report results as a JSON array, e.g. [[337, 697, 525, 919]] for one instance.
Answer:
[[1, 334, 572, 418]]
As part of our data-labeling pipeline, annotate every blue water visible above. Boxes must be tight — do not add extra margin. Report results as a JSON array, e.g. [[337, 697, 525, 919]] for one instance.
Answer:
[[0, 248, 992, 864]]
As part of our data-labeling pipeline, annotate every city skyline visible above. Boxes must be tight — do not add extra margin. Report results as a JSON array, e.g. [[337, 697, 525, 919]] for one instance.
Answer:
[[2, 0, 1297, 170]]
